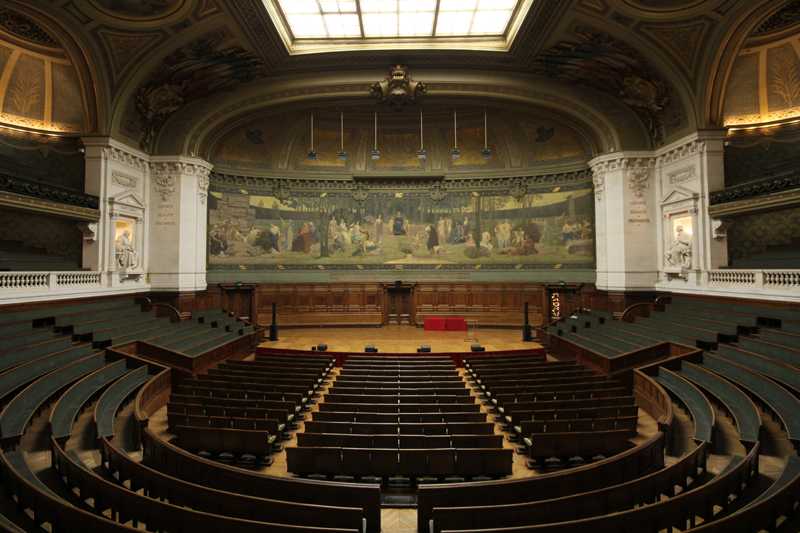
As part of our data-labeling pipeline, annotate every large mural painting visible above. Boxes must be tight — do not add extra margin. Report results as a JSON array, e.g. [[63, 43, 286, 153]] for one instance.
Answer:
[[208, 175, 595, 271]]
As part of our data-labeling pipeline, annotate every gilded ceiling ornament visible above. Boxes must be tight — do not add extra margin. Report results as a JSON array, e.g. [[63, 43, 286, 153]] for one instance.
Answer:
[[370, 65, 426, 109]]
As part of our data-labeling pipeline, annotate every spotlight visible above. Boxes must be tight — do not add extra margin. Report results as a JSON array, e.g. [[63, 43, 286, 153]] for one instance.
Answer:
[[416, 149, 427, 160], [417, 345, 431, 353], [481, 147, 492, 159], [337, 151, 348, 161], [370, 149, 381, 160], [364, 344, 378, 353], [307, 150, 318, 160], [451, 148, 461, 160], [470, 343, 485, 352]]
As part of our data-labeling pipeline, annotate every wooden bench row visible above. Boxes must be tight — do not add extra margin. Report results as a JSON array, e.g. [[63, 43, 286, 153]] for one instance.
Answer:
[[303, 420, 495, 435], [430, 440, 710, 533], [287, 446, 513, 478], [318, 402, 482, 413], [141, 427, 382, 531], [312, 411, 486, 423], [297, 432, 504, 449]]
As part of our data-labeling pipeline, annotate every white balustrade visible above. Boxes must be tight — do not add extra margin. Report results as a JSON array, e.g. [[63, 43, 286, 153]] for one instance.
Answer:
[[0, 271, 105, 298], [0, 272, 50, 289]]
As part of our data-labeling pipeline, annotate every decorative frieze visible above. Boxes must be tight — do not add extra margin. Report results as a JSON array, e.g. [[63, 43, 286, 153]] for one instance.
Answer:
[[210, 170, 593, 197], [105, 145, 149, 171], [656, 139, 705, 166]]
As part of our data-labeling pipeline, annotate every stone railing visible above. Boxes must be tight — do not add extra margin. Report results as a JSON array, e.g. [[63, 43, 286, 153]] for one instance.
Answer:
[[0, 271, 104, 291], [0, 270, 151, 304], [707, 269, 800, 289], [659, 268, 800, 301]]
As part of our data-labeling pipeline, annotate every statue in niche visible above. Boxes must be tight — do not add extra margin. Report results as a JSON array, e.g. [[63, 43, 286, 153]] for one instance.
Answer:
[[664, 225, 692, 269], [115, 230, 139, 270]]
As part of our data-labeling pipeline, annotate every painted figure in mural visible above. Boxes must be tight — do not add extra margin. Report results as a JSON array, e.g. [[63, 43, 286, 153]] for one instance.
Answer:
[[374, 215, 384, 244], [292, 223, 314, 253], [115, 230, 139, 269], [426, 224, 439, 254], [393, 212, 407, 235], [665, 225, 692, 269]]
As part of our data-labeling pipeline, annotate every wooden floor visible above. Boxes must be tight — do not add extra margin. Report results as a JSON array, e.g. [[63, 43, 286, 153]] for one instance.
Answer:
[[259, 325, 543, 353]]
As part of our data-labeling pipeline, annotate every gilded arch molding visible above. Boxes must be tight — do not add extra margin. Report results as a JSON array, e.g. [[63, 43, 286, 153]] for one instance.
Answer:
[[2, 0, 108, 134], [701, 0, 793, 128]]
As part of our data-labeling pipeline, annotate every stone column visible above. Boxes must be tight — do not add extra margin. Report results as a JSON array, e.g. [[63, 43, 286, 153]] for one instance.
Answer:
[[148, 156, 213, 292], [590, 152, 659, 293]]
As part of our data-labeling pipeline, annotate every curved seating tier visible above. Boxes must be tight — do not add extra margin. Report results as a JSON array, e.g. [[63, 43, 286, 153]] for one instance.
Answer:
[[49, 359, 130, 441], [94, 365, 152, 439], [678, 362, 762, 445], [702, 353, 800, 447], [654, 367, 715, 443]]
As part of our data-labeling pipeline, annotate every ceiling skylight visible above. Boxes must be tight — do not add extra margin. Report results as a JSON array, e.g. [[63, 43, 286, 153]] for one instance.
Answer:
[[266, 0, 531, 54]]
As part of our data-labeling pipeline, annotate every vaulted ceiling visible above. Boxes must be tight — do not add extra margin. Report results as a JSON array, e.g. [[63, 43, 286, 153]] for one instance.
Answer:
[[2, 0, 796, 163]]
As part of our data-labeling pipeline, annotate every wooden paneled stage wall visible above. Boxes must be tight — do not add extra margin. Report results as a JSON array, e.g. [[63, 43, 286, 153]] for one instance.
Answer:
[[149, 283, 665, 329], [168, 283, 550, 328]]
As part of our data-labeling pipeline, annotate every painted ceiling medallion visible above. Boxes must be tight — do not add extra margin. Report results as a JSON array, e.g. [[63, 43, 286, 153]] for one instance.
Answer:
[[371, 65, 426, 110], [0, 9, 58, 48]]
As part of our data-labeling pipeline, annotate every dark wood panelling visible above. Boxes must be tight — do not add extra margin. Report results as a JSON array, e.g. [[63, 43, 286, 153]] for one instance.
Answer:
[[413, 283, 547, 328]]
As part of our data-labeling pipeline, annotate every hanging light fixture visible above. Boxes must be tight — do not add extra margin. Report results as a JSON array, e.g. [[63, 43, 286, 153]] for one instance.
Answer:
[[337, 111, 348, 161], [481, 108, 492, 159], [371, 111, 381, 160], [451, 109, 461, 160], [417, 109, 427, 160], [307, 112, 317, 160]]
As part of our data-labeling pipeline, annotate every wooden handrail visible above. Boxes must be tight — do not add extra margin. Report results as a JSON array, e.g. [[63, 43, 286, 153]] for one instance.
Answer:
[[621, 302, 653, 322], [138, 296, 182, 322]]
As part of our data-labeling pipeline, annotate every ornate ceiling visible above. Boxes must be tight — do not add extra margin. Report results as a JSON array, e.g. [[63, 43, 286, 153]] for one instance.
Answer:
[[1, 0, 796, 162]]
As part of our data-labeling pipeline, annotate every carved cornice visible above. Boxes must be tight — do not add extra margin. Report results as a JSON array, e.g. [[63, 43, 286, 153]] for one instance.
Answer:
[[0, 173, 100, 210], [209, 170, 593, 196], [709, 173, 800, 206], [0, 190, 99, 222], [709, 186, 800, 218], [105, 145, 149, 171], [656, 138, 705, 165]]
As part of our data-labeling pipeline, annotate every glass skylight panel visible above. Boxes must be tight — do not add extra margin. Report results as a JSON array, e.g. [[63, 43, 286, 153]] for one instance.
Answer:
[[286, 14, 328, 38], [274, 0, 521, 41], [435, 10, 475, 36], [323, 13, 361, 37], [399, 11, 435, 36], [363, 12, 398, 37]]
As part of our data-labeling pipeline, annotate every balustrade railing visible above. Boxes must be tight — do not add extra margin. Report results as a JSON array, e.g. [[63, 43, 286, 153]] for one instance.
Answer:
[[705, 269, 800, 292], [0, 271, 104, 291]]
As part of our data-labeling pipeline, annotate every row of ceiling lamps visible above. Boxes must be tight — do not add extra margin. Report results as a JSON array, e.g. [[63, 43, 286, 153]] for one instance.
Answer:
[[307, 109, 492, 161]]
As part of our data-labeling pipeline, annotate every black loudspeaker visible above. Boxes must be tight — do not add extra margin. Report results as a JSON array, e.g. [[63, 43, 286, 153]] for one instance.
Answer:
[[417, 345, 431, 353], [365, 345, 378, 353], [269, 302, 279, 341], [471, 343, 485, 352], [316, 343, 328, 352], [522, 302, 534, 342]]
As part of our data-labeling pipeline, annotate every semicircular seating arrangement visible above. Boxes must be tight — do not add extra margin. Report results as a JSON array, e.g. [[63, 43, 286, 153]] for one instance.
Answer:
[[1, 300, 800, 533]]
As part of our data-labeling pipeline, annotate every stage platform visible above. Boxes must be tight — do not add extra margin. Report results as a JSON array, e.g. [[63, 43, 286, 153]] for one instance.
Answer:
[[257, 325, 543, 354]]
